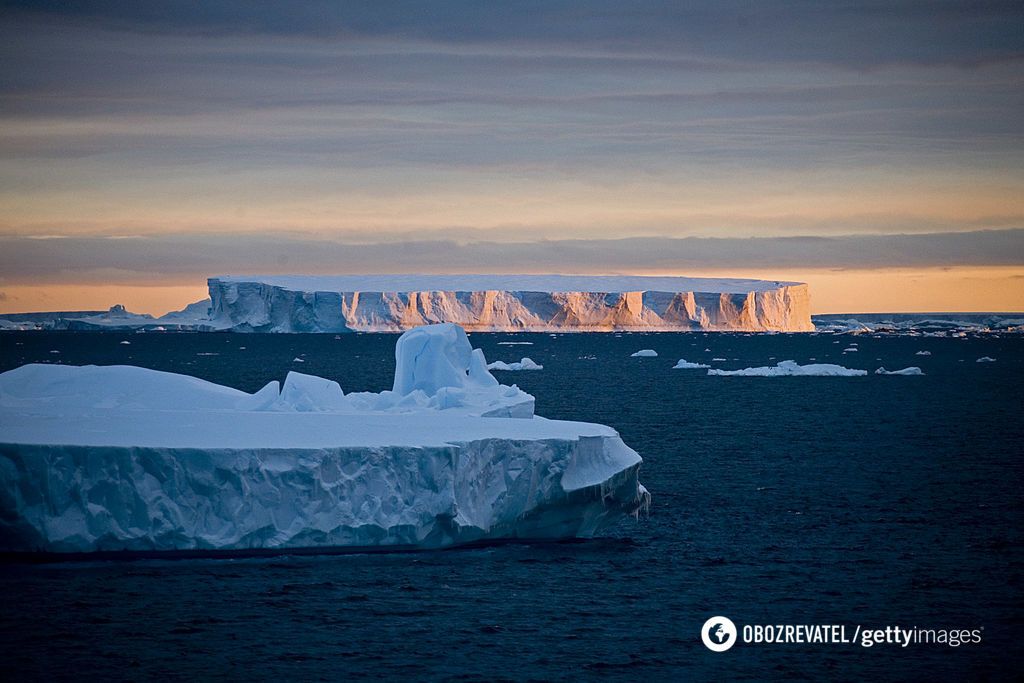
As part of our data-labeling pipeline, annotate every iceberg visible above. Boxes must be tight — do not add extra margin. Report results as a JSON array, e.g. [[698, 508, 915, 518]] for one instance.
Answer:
[[672, 359, 711, 369], [630, 349, 658, 357], [708, 360, 868, 377], [205, 274, 814, 332], [0, 324, 648, 555], [875, 367, 924, 376], [487, 358, 543, 371]]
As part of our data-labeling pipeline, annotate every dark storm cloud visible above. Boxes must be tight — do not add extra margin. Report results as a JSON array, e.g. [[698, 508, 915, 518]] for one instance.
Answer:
[[1, 229, 1020, 285]]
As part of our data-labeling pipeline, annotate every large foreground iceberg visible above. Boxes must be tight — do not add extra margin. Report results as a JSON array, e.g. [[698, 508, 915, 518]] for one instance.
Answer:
[[206, 274, 813, 332], [0, 324, 648, 555]]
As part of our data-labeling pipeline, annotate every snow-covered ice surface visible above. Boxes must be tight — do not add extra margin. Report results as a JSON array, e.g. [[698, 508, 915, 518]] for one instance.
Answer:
[[875, 367, 925, 376], [0, 324, 648, 554], [487, 357, 543, 371], [206, 274, 813, 332], [708, 360, 868, 377], [672, 359, 711, 369], [631, 349, 658, 357]]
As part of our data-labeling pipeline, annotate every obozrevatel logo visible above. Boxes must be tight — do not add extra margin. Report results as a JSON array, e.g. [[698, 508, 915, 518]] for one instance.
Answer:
[[701, 616, 738, 652]]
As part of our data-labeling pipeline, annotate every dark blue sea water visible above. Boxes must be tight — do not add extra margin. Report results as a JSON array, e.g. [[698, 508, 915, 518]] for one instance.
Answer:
[[1, 331, 1022, 680]]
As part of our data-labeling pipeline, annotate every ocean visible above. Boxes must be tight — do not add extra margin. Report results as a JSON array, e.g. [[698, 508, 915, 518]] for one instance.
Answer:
[[0, 330, 1021, 680]]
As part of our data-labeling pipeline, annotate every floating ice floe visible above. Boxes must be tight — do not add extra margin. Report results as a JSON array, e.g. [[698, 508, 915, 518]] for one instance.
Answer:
[[708, 360, 868, 377], [487, 357, 543, 371], [976, 356, 997, 363], [497, 341, 534, 346], [875, 367, 924, 376], [0, 323, 647, 554], [843, 347, 859, 352], [915, 351, 931, 356], [672, 359, 711, 370], [631, 349, 658, 357]]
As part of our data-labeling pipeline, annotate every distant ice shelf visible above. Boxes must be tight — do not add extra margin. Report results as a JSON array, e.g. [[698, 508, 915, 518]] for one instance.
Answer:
[[0, 324, 648, 555], [204, 274, 814, 333]]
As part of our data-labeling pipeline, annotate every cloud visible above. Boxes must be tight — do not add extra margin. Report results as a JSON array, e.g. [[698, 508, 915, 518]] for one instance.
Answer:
[[4, 1, 1023, 67], [0, 229, 1020, 285]]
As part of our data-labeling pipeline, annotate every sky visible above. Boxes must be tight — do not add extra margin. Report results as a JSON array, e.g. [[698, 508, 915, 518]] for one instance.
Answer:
[[1, 0, 1022, 314]]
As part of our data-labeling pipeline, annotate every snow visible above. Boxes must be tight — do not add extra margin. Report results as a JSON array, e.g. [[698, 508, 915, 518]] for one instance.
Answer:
[[708, 360, 868, 377], [875, 367, 924, 375], [217, 274, 801, 294], [672, 359, 711, 369], [976, 356, 997, 363], [487, 358, 543, 371], [0, 324, 648, 554], [631, 349, 658, 357]]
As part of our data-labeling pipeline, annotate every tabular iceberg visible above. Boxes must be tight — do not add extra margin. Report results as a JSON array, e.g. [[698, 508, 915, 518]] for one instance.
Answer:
[[206, 274, 814, 332], [0, 324, 648, 555]]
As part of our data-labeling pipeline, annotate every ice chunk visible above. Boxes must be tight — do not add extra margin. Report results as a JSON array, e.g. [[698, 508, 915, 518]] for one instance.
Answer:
[[875, 367, 924, 375], [630, 349, 658, 357], [0, 363, 268, 411], [708, 360, 867, 377], [393, 323, 478, 395], [915, 350, 931, 356], [275, 372, 348, 412], [672, 359, 711, 369], [976, 356, 997, 363], [488, 358, 543, 371]]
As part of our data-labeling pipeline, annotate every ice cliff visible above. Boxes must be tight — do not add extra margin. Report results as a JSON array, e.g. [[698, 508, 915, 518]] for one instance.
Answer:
[[0, 324, 648, 555], [206, 274, 814, 332]]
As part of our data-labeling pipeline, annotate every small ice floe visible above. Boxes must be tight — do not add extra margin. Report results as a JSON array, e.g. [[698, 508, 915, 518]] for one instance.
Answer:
[[672, 359, 710, 369], [238, 346, 246, 350], [711, 357, 727, 362], [915, 350, 931, 356], [704, 348, 711, 352], [631, 349, 658, 357], [709, 360, 867, 377], [976, 356, 996, 363], [119, 341, 131, 345], [843, 347, 858, 352], [875, 367, 924, 376], [196, 352, 219, 356], [487, 357, 543, 371], [497, 341, 534, 346], [49, 350, 59, 354], [293, 357, 305, 363]]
